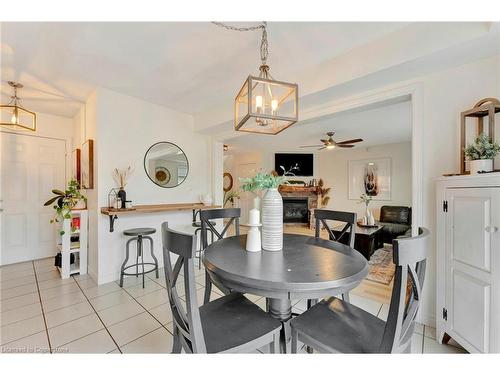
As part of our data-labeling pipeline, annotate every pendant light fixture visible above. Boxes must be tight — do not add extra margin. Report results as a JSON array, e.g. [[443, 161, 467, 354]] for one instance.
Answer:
[[214, 22, 298, 135], [1, 81, 36, 131]]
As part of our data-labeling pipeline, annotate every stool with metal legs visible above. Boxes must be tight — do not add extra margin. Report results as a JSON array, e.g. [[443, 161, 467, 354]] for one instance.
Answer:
[[119, 228, 159, 288], [192, 209, 216, 269]]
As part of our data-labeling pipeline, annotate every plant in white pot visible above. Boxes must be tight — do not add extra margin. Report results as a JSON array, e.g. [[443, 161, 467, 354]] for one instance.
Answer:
[[44, 179, 87, 235], [240, 172, 287, 251], [464, 133, 500, 174], [359, 193, 374, 226]]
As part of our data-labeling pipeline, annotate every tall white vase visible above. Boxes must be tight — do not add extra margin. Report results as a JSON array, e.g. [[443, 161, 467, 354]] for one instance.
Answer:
[[262, 188, 283, 251]]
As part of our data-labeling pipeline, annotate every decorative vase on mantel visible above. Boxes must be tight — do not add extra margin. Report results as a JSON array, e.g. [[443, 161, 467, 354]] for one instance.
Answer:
[[261, 188, 283, 251]]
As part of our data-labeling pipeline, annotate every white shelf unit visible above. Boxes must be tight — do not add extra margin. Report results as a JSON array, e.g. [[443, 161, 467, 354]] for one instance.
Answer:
[[56, 209, 88, 279]]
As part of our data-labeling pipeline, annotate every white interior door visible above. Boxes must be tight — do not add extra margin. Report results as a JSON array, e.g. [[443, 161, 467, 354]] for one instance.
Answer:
[[445, 187, 500, 353], [1, 132, 66, 265], [236, 162, 258, 223]]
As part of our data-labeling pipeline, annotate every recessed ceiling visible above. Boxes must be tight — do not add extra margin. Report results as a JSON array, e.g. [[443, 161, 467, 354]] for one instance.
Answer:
[[1, 22, 408, 117], [225, 99, 412, 152]]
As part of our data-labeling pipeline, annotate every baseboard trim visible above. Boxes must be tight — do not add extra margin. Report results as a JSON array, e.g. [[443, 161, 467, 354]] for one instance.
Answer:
[[97, 272, 120, 285], [418, 313, 436, 328]]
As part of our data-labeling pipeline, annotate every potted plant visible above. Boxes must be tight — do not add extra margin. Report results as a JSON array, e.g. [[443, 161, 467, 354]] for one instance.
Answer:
[[316, 178, 331, 208], [359, 193, 374, 226], [44, 179, 87, 235], [464, 133, 500, 174], [241, 172, 265, 210], [241, 172, 287, 251]]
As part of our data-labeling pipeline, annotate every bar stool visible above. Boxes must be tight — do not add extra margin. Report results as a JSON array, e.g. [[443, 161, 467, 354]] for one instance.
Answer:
[[192, 209, 215, 269], [119, 227, 159, 288]]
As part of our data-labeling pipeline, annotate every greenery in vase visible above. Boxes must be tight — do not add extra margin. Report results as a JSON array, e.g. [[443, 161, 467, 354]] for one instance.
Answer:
[[44, 179, 87, 235], [359, 193, 373, 207], [240, 172, 287, 192], [317, 178, 331, 207], [464, 133, 500, 160]]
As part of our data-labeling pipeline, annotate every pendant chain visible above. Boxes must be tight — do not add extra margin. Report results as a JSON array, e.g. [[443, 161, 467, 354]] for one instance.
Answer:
[[212, 21, 269, 65]]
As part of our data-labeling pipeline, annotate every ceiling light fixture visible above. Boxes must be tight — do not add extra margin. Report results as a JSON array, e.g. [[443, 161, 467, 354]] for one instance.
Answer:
[[1, 81, 36, 131], [213, 22, 298, 135]]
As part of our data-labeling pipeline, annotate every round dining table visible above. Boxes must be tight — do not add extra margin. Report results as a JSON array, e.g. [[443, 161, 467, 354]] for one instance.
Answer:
[[203, 233, 369, 352]]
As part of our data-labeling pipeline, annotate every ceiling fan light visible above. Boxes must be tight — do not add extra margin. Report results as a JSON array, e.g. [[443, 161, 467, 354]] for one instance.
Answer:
[[326, 145, 335, 149]]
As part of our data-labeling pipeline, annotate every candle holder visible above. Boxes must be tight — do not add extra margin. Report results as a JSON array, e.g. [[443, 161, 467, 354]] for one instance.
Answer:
[[245, 223, 262, 252]]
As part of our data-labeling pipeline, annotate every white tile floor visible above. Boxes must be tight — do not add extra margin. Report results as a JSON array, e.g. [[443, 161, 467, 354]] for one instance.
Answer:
[[0, 257, 467, 354]]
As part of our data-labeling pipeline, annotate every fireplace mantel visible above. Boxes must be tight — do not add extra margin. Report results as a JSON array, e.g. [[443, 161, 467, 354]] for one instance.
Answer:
[[278, 185, 319, 194]]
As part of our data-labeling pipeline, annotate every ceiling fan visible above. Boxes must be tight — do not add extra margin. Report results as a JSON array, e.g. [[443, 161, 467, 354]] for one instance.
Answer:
[[300, 131, 363, 151]]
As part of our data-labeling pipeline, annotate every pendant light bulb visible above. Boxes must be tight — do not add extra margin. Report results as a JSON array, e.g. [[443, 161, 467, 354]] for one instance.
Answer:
[[11, 108, 18, 124], [271, 99, 278, 114], [255, 95, 263, 113]]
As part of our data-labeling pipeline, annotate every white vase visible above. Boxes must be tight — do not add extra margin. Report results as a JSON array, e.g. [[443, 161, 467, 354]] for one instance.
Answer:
[[364, 205, 370, 225], [469, 159, 493, 174], [73, 199, 87, 210], [261, 188, 283, 251], [368, 210, 375, 226]]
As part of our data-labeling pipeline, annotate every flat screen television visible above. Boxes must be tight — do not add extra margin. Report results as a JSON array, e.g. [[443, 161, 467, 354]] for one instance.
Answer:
[[274, 153, 314, 176]]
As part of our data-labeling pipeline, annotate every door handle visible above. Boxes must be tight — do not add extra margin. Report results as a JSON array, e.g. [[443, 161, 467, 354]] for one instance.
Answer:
[[485, 226, 498, 233]]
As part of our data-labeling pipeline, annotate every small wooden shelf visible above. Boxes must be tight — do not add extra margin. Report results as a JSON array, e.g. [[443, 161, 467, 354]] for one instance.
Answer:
[[100, 203, 220, 232], [101, 203, 219, 216]]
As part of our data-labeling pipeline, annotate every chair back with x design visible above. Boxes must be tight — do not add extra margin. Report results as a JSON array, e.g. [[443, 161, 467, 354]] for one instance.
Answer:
[[161, 222, 207, 353], [200, 208, 240, 249], [378, 227, 429, 353], [314, 209, 357, 248]]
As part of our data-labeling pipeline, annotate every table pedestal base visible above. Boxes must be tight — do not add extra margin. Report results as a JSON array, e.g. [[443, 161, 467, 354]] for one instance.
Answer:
[[268, 298, 292, 353]]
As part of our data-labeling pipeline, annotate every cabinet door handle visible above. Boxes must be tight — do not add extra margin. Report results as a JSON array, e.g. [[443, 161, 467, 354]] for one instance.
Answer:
[[485, 226, 498, 233]]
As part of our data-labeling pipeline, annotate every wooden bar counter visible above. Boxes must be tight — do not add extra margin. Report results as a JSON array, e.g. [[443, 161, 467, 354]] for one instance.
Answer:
[[101, 203, 220, 232]]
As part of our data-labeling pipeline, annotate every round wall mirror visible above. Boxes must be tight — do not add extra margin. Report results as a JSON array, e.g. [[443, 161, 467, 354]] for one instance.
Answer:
[[144, 142, 189, 188]]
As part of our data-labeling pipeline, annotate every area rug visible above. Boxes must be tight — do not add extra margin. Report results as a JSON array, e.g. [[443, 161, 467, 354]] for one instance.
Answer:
[[367, 245, 396, 285]]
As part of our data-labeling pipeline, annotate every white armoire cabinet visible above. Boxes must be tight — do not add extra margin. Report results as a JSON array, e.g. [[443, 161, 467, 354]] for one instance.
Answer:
[[436, 174, 500, 353]]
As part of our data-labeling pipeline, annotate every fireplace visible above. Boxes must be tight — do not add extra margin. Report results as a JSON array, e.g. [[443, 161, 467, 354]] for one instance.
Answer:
[[283, 197, 309, 224]]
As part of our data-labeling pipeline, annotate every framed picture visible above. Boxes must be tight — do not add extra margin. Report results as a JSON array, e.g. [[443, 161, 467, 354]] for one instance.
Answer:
[[81, 139, 94, 189], [348, 157, 391, 200], [72, 148, 81, 185]]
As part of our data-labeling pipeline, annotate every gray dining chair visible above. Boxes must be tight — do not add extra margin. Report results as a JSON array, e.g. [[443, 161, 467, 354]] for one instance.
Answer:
[[161, 222, 281, 353], [290, 227, 430, 353], [314, 209, 357, 248], [192, 209, 216, 270], [312, 209, 357, 305], [200, 208, 240, 304]]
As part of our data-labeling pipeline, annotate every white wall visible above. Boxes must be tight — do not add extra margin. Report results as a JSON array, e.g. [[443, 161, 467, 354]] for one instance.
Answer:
[[79, 88, 213, 284], [416, 55, 499, 326], [318, 142, 412, 219]]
